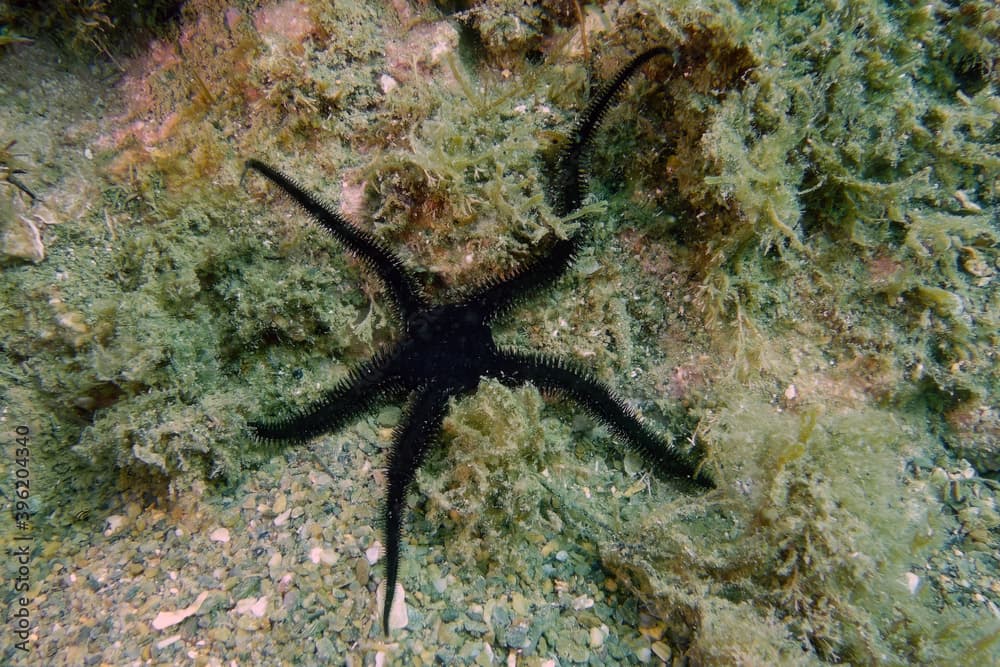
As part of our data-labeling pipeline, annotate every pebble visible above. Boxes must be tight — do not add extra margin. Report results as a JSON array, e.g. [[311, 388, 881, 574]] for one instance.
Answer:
[[209, 527, 230, 543], [355, 556, 370, 585], [651, 640, 672, 661], [376, 405, 401, 426], [234, 596, 268, 618], [308, 471, 333, 487], [272, 493, 287, 515], [104, 515, 127, 536], [504, 619, 531, 649], [309, 546, 338, 566]]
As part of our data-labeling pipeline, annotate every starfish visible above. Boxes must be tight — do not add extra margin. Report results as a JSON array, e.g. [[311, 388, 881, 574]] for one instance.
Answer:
[[244, 46, 714, 634]]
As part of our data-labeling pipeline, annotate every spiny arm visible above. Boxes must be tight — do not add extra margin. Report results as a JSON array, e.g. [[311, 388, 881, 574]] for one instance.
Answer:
[[489, 349, 713, 488], [249, 351, 406, 448], [245, 159, 427, 322], [549, 46, 670, 217], [380, 385, 451, 633], [468, 47, 671, 323]]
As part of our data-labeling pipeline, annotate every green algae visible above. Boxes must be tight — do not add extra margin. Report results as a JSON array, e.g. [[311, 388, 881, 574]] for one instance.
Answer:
[[2, 0, 999, 663]]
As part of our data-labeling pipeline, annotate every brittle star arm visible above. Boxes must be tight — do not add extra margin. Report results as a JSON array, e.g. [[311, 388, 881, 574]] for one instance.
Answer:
[[244, 159, 427, 322], [249, 351, 406, 447], [489, 349, 714, 488], [380, 384, 451, 633], [468, 46, 671, 323], [549, 46, 670, 217]]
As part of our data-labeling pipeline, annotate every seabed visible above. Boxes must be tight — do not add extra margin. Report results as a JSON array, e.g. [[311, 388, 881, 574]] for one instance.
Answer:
[[1, 1, 998, 664]]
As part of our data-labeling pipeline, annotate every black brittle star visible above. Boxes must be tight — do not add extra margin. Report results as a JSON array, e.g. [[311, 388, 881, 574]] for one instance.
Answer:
[[244, 47, 714, 634]]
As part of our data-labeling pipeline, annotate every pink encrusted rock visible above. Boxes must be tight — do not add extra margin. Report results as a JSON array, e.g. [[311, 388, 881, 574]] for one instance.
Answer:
[[384, 21, 459, 85], [253, 0, 317, 47]]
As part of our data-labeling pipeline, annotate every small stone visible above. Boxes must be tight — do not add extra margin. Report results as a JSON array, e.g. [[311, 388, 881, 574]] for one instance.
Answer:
[[366, 541, 382, 564], [207, 626, 231, 643], [376, 405, 401, 426], [309, 546, 338, 566], [504, 619, 530, 649], [968, 528, 990, 544], [651, 641, 672, 661], [904, 572, 921, 594], [2, 214, 44, 263], [308, 471, 333, 487], [209, 527, 230, 543], [104, 515, 127, 537], [954, 190, 983, 213], [234, 596, 268, 618], [379, 74, 398, 94], [273, 493, 287, 514], [355, 557, 370, 585], [277, 572, 294, 594], [589, 626, 606, 649]]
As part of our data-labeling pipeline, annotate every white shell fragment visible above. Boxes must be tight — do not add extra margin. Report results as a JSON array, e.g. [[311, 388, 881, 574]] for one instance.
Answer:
[[152, 591, 210, 630]]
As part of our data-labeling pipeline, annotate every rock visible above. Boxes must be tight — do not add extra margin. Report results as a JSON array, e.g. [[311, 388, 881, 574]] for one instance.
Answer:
[[272, 493, 287, 515], [209, 527, 230, 543], [651, 641, 672, 662], [103, 515, 127, 537], [233, 595, 268, 618]]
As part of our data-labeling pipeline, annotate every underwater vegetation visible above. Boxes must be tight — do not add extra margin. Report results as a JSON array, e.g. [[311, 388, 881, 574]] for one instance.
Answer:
[[242, 47, 713, 633], [0, 0, 998, 663]]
